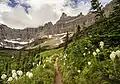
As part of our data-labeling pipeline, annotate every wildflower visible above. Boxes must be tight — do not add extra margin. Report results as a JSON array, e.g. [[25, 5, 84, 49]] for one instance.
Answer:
[[88, 62, 91, 65], [37, 64, 39, 67], [1, 74, 7, 79], [88, 51, 90, 54], [39, 61, 41, 65], [116, 50, 120, 57], [64, 62, 65, 65], [110, 51, 116, 61], [7, 77, 13, 82], [63, 54, 67, 58], [17, 70, 23, 76], [11, 56, 14, 59], [83, 53, 86, 56], [100, 41, 104, 49], [85, 47, 87, 50], [93, 52, 97, 56], [12, 72, 17, 79], [32, 62, 35, 66], [77, 70, 81, 73], [12, 70, 16, 74], [26, 72, 33, 79], [96, 48, 100, 53], [43, 64, 46, 68]]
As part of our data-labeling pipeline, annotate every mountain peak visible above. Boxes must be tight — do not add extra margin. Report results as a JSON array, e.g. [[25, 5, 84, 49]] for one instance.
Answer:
[[60, 12, 68, 20]]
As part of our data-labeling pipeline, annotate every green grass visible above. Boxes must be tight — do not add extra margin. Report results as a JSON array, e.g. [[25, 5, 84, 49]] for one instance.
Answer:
[[0, 48, 64, 84]]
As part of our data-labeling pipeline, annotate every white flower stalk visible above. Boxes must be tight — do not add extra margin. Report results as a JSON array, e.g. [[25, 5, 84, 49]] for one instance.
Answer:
[[64, 62, 65, 65], [88, 62, 91, 65], [11, 56, 14, 59], [88, 51, 90, 54], [85, 47, 87, 50], [77, 70, 81, 73], [39, 61, 41, 65], [43, 64, 46, 68], [116, 50, 120, 57], [12, 70, 16, 74], [110, 51, 116, 61], [12, 72, 17, 79], [96, 48, 100, 53], [37, 64, 39, 67], [32, 62, 35, 66], [63, 54, 67, 58], [17, 70, 23, 76], [26, 72, 33, 79], [100, 41, 104, 49], [93, 52, 97, 56], [1, 74, 7, 79], [26, 72, 30, 76], [83, 53, 86, 56], [7, 77, 13, 82]]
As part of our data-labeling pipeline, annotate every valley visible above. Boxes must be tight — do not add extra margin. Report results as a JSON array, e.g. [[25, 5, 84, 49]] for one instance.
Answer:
[[1, 0, 120, 84]]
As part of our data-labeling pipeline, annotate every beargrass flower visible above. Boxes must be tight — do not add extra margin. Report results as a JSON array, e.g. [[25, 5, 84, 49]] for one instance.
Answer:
[[83, 53, 86, 56], [85, 47, 87, 50], [26, 72, 33, 79], [37, 64, 39, 67], [11, 56, 14, 59], [64, 62, 65, 65], [39, 61, 41, 65], [1, 74, 7, 80], [32, 62, 35, 66], [17, 70, 23, 76], [116, 50, 120, 57], [110, 51, 116, 60], [96, 48, 100, 53], [43, 64, 46, 68], [93, 52, 97, 56], [12, 70, 16, 74], [88, 51, 90, 54], [88, 62, 91, 65], [7, 77, 13, 82], [100, 41, 104, 49], [77, 70, 81, 73], [12, 72, 17, 79]]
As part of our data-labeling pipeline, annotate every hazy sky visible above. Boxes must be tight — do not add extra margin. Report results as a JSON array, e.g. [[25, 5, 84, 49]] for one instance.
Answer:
[[0, 0, 112, 29]]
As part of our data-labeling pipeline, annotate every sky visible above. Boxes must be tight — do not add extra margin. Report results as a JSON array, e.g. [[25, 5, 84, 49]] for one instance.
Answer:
[[0, 0, 112, 29]]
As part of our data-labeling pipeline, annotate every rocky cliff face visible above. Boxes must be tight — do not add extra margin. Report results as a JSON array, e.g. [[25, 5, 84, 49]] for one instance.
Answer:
[[0, 1, 114, 49]]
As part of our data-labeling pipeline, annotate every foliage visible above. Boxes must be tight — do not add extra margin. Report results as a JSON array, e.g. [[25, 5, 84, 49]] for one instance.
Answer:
[[58, 37, 120, 84], [0, 47, 63, 84], [90, 0, 104, 20]]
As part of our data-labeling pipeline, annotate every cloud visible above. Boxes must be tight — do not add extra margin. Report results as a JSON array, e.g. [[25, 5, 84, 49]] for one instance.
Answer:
[[28, 4, 59, 27], [63, 0, 91, 15], [0, 0, 112, 29], [2, 6, 31, 29]]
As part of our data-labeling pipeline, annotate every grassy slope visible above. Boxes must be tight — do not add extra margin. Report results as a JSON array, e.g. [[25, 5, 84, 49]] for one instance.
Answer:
[[4, 48, 63, 84]]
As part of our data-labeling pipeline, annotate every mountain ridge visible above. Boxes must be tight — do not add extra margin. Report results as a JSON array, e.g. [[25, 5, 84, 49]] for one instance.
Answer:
[[0, 1, 114, 49]]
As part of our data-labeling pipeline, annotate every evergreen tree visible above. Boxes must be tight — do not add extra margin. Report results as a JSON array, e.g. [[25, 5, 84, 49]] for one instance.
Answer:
[[111, 0, 120, 21], [90, 0, 104, 20], [63, 31, 69, 53], [74, 25, 81, 40], [77, 25, 81, 33], [109, 0, 120, 35]]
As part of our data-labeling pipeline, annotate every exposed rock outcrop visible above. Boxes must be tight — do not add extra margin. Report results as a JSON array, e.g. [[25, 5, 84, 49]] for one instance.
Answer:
[[0, 1, 114, 49]]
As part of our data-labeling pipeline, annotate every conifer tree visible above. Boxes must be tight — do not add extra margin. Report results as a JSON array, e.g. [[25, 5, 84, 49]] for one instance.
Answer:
[[74, 25, 81, 40], [111, 0, 120, 21], [90, 0, 104, 20], [63, 31, 69, 53]]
